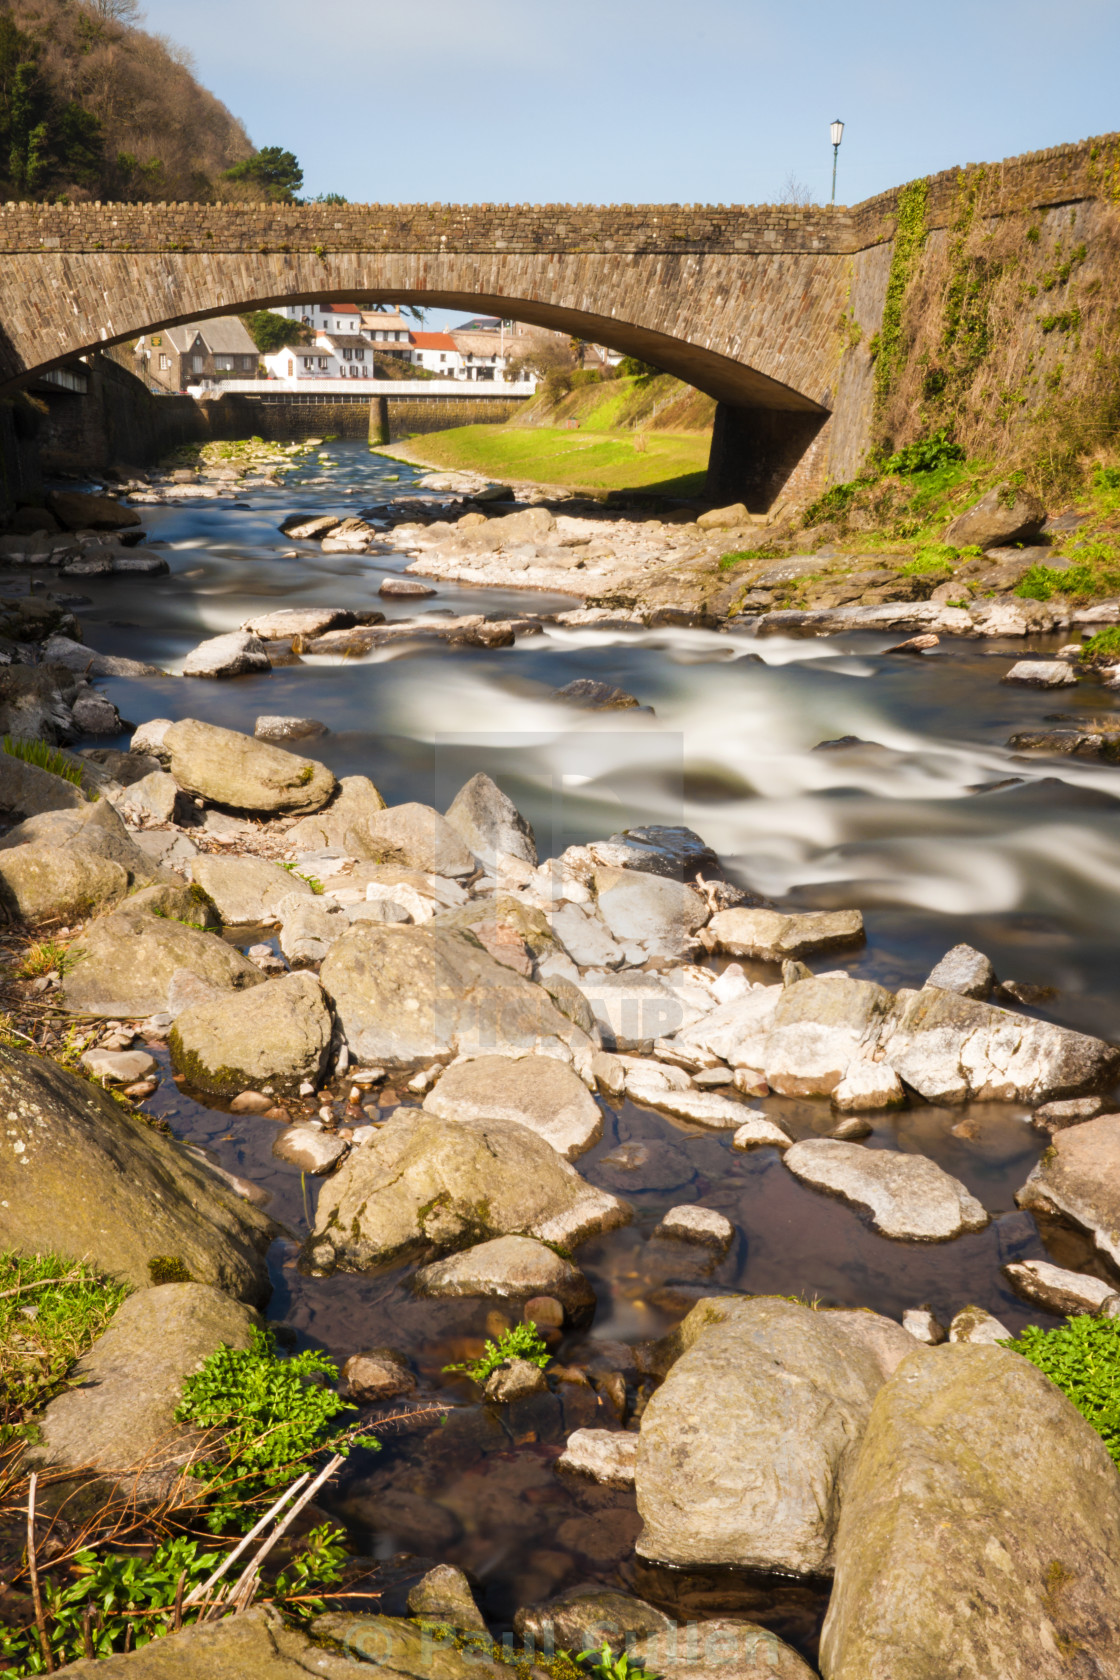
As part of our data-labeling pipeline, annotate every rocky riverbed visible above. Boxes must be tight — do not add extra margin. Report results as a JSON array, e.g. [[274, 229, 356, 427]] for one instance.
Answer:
[[2, 440, 1120, 1676]]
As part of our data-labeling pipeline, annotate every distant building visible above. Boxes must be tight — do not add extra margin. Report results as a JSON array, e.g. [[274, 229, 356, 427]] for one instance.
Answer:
[[269, 301, 364, 335], [409, 331, 464, 377], [138, 317, 259, 391], [262, 328, 377, 381]]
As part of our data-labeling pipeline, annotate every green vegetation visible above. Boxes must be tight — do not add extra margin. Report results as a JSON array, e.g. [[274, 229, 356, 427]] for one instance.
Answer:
[[444, 1322, 551, 1384], [2, 734, 82, 788], [873, 177, 929, 413], [1080, 626, 1120, 662], [391, 424, 709, 498], [899, 544, 961, 575], [579, 1646, 657, 1680], [0, 1250, 128, 1442], [719, 548, 767, 572], [1015, 548, 1120, 601], [174, 1327, 378, 1530], [223, 145, 303, 203], [881, 430, 966, 475], [802, 427, 974, 536], [240, 311, 309, 354], [14, 938, 83, 979], [280, 861, 324, 894], [1001, 1315, 1120, 1469]]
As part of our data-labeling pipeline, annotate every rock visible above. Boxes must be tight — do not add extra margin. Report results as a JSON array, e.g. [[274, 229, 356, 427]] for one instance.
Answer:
[[635, 1295, 914, 1574], [606, 824, 721, 880], [552, 678, 642, 710], [943, 483, 1046, 549], [164, 719, 336, 814], [948, 1304, 1012, 1344], [764, 977, 894, 1097], [707, 907, 864, 961], [72, 689, 122, 734], [279, 513, 341, 539], [357, 802, 475, 878], [129, 718, 172, 763], [47, 489, 141, 531], [557, 1429, 639, 1488], [883, 985, 1120, 1103], [190, 854, 313, 925], [514, 1586, 671, 1656], [653, 1205, 734, 1254], [697, 502, 750, 530], [783, 1139, 989, 1241], [411, 1234, 595, 1317], [242, 607, 353, 639], [305, 1109, 629, 1272], [1002, 659, 1076, 687], [272, 1125, 349, 1175], [830, 1059, 904, 1110], [181, 630, 272, 678], [169, 971, 332, 1097], [1002, 1258, 1119, 1316], [339, 1348, 416, 1402], [1016, 1114, 1120, 1269], [484, 1357, 548, 1402], [444, 771, 537, 869], [43, 635, 164, 679], [380, 577, 437, 597], [406, 1563, 485, 1632], [0, 748, 88, 820], [576, 970, 695, 1053], [595, 1138, 696, 1190], [254, 715, 330, 741], [731, 1115, 793, 1151], [629, 1620, 816, 1680], [231, 1090, 273, 1114], [818, 1344, 1120, 1679], [47, 1603, 383, 1676], [80, 1049, 156, 1083], [594, 868, 708, 961], [901, 1307, 946, 1344], [319, 923, 588, 1068], [552, 901, 625, 968], [924, 943, 996, 999], [30, 1283, 258, 1501], [627, 1084, 747, 1129], [422, 1053, 602, 1161], [0, 1046, 273, 1300], [278, 891, 349, 965], [1031, 1094, 1116, 1131], [120, 770, 178, 823], [0, 842, 128, 922], [62, 900, 264, 1018], [670, 986, 782, 1069]]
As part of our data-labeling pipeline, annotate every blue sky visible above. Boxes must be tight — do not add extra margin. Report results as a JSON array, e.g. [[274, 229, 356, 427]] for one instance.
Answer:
[[142, 0, 1119, 210]]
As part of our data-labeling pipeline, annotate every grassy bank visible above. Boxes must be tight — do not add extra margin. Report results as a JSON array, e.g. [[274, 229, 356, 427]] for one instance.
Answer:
[[394, 423, 710, 497]]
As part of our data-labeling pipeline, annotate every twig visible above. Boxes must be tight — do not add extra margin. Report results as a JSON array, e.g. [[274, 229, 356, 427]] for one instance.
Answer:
[[172, 1570, 185, 1632], [221, 1452, 343, 1619], [27, 1473, 54, 1674], [81, 1602, 94, 1660], [182, 1473, 310, 1609], [0, 1270, 87, 1301]]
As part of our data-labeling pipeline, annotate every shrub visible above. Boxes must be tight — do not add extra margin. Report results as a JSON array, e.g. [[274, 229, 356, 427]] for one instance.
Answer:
[[1000, 1315, 1120, 1469], [443, 1322, 550, 1384], [616, 357, 660, 379], [900, 544, 958, 575], [2, 734, 82, 787], [1016, 555, 1120, 601], [1080, 626, 1120, 663], [801, 479, 862, 527], [882, 429, 965, 475]]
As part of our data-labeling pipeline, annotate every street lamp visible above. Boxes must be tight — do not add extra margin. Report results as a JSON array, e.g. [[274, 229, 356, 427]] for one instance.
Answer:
[[830, 119, 845, 205]]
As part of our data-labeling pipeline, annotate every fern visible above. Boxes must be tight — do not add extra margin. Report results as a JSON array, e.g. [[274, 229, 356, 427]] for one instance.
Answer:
[[1001, 1315, 1120, 1469]]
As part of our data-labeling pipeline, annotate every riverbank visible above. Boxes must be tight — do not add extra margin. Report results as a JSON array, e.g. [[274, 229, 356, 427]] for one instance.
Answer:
[[381, 424, 710, 498]]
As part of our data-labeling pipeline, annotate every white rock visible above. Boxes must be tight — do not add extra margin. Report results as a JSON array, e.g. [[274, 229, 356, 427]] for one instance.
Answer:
[[128, 719, 172, 763], [783, 1139, 990, 1240], [707, 906, 864, 962], [574, 970, 699, 1052], [901, 1307, 946, 1345], [628, 1085, 748, 1129], [654, 1205, 735, 1254], [1001, 660, 1076, 688], [551, 901, 624, 969], [620, 1057, 692, 1094], [594, 869, 708, 961], [924, 943, 996, 999], [181, 631, 272, 679], [764, 978, 895, 1097], [556, 1428, 637, 1488], [81, 1049, 156, 1083], [831, 1059, 905, 1111], [670, 986, 782, 1068], [277, 891, 349, 966], [948, 1305, 1012, 1344], [1002, 1258, 1119, 1317], [732, 1114, 792, 1151], [119, 770, 178, 824], [364, 880, 436, 923], [272, 1126, 349, 1174]]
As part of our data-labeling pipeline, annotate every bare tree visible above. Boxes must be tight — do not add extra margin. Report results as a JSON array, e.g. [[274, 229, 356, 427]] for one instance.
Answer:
[[779, 171, 814, 207], [86, 0, 144, 22]]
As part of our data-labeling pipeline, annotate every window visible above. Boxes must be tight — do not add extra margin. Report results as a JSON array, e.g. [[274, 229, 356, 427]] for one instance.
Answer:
[[343, 347, 353, 360], [301, 358, 312, 369], [191, 355, 203, 373], [289, 359, 295, 376], [318, 357, 329, 369], [217, 357, 233, 371], [159, 354, 170, 371], [355, 348, 364, 361], [439, 353, 446, 363], [349, 363, 359, 377]]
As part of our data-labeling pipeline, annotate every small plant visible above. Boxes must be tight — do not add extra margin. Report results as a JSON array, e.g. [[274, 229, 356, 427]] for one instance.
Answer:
[[272, 1523, 350, 1621], [1080, 626, 1120, 663], [443, 1322, 551, 1384], [2, 734, 83, 788], [16, 939, 84, 979], [175, 1327, 378, 1530], [882, 430, 965, 476], [1000, 1315, 1120, 1468], [579, 1643, 658, 1680], [900, 545, 958, 575], [280, 861, 324, 894], [718, 548, 765, 572], [0, 1251, 129, 1441]]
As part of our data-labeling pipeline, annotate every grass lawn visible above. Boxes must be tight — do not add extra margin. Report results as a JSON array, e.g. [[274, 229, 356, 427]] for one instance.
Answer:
[[393, 424, 711, 498]]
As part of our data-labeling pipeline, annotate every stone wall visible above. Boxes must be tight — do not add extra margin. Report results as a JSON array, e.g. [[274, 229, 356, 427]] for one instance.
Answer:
[[240, 394, 523, 441]]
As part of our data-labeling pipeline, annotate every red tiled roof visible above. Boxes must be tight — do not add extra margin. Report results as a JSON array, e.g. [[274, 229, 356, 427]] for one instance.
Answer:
[[409, 332, 458, 351], [326, 302, 361, 312]]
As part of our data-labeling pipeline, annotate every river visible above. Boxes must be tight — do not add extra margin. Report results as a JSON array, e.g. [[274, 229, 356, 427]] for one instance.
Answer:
[[59, 436, 1120, 1630]]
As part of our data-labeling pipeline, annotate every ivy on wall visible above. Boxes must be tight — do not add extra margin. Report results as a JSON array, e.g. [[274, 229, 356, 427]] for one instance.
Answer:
[[872, 178, 929, 416]]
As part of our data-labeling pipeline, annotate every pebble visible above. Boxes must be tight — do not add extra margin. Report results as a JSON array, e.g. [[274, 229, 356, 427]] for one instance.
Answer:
[[81, 1049, 156, 1083], [230, 1091, 274, 1114], [654, 1205, 735, 1254]]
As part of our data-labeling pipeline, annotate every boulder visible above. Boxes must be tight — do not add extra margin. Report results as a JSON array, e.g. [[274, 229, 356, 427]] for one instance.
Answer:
[[62, 901, 264, 1018], [130, 718, 172, 763], [782, 1140, 989, 1240], [901, 1307, 945, 1345], [552, 678, 642, 711], [48, 1604, 381, 1676], [422, 1053, 602, 1160], [405, 1563, 485, 1632], [697, 503, 751, 530], [313, 1611, 565, 1680], [514, 1586, 670, 1655], [272, 1125, 349, 1174], [576, 970, 695, 1052], [818, 1345, 1120, 1678], [72, 689, 122, 734], [181, 630, 272, 678], [595, 868, 708, 961], [732, 1115, 793, 1151], [278, 891, 349, 965], [552, 901, 625, 968], [47, 489, 142, 531], [0, 747, 87, 820], [242, 607, 354, 639], [42, 635, 164, 680], [556, 1430, 639, 1489], [380, 577, 437, 597], [282, 774, 408, 852], [635, 1296, 914, 1575], [1002, 659, 1076, 688], [254, 715, 329, 741], [1016, 1113, 1120, 1269], [830, 1059, 904, 1110], [0, 663, 80, 743], [764, 977, 895, 1096], [190, 853, 313, 925], [444, 771, 537, 868], [169, 971, 333, 1096], [339, 1349, 416, 1402], [32, 797, 165, 887], [923, 943, 995, 999], [672, 986, 781, 1069], [881, 985, 1120, 1103], [81, 1049, 156, 1083], [0, 842, 128, 922], [1032, 1094, 1116, 1131], [484, 1358, 548, 1402], [629, 1620, 816, 1680], [30, 1283, 259, 1501], [947, 1305, 1012, 1344], [707, 907, 864, 961], [653, 1205, 735, 1254], [319, 923, 588, 1068], [305, 1109, 629, 1273], [120, 770, 178, 823], [358, 802, 475, 877], [1002, 1257, 1119, 1316], [279, 513, 341, 539], [163, 719, 336, 814], [411, 1234, 595, 1317], [943, 482, 1046, 549], [625, 1082, 747, 1130], [0, 1046, 274, 1300]]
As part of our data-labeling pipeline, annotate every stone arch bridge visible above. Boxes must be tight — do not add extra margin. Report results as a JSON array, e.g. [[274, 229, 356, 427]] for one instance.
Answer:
[[0, 134, 1109, 508]]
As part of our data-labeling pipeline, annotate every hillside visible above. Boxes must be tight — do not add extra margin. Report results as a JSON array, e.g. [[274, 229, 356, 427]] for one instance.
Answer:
[[512, 370, 717, 434], [0, 0, 253, 201]]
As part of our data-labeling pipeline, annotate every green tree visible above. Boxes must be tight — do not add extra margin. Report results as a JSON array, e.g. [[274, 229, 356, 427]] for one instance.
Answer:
[[240, 310, 310, 353], [224, 145, 303, 202]]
